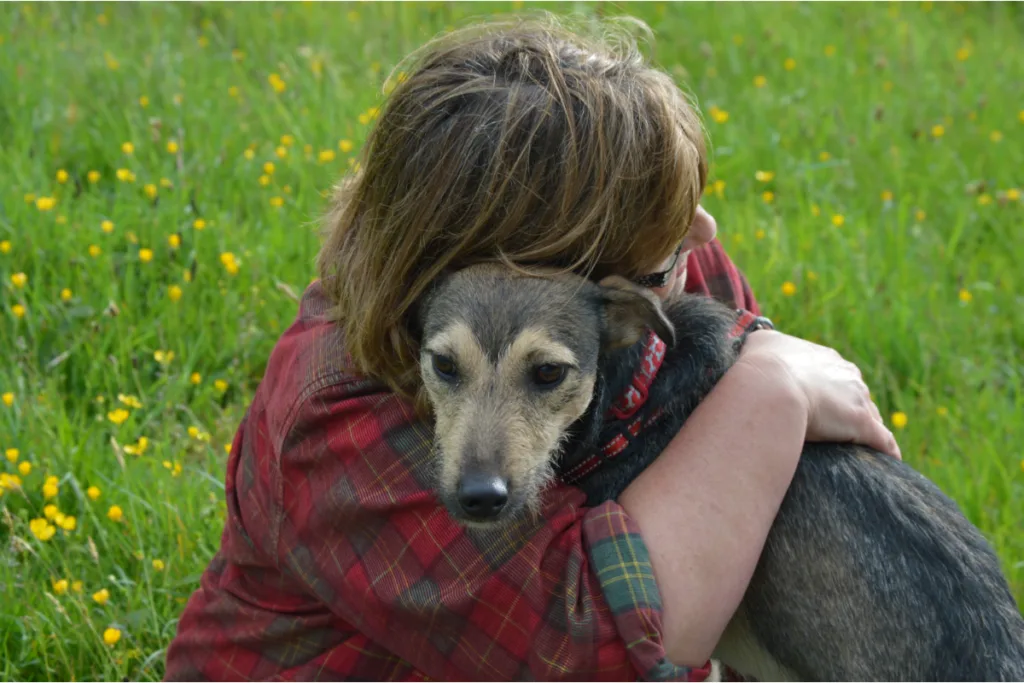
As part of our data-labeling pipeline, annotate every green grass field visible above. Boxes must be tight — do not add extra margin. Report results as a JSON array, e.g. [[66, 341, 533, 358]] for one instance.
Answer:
[[1, 1, 1022, 679]]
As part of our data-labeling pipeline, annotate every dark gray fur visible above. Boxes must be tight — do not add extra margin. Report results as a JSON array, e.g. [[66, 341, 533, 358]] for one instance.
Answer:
[[418, 266, 1024, 681]]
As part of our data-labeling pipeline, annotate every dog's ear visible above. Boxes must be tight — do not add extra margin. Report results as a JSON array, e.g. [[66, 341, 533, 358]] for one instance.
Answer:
[[596, 275, 676, 350]]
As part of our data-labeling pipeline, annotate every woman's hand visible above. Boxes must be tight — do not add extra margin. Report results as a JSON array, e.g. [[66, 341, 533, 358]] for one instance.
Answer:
[[737, 329, 902, 460]]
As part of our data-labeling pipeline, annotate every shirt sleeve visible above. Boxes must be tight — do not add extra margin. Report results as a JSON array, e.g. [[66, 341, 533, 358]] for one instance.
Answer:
[[263, 380, 699, 682]]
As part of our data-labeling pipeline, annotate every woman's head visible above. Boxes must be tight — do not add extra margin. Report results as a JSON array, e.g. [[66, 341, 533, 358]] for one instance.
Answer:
[[317, 12, 708, 398]]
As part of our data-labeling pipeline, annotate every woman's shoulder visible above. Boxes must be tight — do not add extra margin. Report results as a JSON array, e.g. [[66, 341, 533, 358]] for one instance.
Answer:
[[685, 238, 760, 314], [254, 280, 415, 442]]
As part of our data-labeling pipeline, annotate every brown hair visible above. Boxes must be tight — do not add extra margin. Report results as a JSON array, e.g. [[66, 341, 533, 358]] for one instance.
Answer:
[[317, 12, 708, 400]]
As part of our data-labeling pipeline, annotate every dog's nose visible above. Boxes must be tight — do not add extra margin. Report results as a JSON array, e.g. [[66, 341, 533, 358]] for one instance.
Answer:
[[457, 474, 509, 519]]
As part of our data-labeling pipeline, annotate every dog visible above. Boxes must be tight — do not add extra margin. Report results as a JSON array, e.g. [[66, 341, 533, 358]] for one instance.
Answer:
[[414, 263, 1024, 681]]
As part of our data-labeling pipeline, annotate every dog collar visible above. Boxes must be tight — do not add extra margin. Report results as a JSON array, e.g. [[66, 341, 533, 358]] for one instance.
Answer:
[[561, 309, 774, 487]]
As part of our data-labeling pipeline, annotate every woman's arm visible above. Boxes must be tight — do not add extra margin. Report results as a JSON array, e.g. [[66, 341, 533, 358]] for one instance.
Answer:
[[619, 330, 900, 667]]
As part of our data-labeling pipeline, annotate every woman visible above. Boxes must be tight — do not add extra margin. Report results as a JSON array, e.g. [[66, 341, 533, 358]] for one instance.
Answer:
[[165, 15, 900, 682]]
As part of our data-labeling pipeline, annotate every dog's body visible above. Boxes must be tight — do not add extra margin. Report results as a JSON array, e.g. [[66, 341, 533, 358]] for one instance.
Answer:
[[416, 264, 1024, 681]]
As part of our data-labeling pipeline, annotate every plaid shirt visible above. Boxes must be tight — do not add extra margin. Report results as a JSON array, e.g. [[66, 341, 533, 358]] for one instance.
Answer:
[[164, 238, 760, 682]]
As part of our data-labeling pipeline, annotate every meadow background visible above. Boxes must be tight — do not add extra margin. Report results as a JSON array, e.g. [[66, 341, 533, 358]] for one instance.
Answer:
[[1, 1, 1022, 679]]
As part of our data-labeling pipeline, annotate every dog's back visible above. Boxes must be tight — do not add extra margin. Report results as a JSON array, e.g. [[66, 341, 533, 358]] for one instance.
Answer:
[[737, 444, 1024, 681]]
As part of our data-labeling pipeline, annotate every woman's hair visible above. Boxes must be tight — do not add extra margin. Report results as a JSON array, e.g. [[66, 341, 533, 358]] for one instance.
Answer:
[[317, 12, 708, 401]]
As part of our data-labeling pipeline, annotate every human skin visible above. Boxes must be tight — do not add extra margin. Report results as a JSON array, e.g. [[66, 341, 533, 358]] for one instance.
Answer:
[[618, 206, 901, 666]]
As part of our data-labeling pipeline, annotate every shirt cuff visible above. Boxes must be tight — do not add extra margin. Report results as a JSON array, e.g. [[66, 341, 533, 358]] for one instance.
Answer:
[[582, 501, 711, 682]]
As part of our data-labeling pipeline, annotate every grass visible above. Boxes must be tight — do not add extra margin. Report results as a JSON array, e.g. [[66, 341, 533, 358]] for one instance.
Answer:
[[1, 1, 1022, 679]]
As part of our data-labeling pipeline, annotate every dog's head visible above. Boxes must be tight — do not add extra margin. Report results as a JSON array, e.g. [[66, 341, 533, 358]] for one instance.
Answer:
[[415, 263, 674, 527]]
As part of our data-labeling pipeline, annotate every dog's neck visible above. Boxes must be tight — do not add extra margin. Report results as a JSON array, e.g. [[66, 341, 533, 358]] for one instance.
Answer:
[[558, 331, 667, 485], [556, 306, 773, 497]]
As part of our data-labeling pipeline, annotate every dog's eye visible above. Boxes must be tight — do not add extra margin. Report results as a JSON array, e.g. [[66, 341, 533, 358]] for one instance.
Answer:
[[533, 364, 566, 388], [432, 354, 458, 381]]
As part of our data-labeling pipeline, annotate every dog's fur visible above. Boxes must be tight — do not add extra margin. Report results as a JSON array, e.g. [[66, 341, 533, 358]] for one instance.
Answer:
[[415, 263, 1024, 681]]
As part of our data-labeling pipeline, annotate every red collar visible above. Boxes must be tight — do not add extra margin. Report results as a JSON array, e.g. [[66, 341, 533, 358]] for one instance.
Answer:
[[561, 309, 773, 487]]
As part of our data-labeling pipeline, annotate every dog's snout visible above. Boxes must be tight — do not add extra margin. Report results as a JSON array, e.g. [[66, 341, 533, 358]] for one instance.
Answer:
[[457, 473, 509, 519]]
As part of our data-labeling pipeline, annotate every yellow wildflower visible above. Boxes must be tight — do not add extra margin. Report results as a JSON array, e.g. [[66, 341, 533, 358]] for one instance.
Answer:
[[781, 282, 797, 296], [56, 169, 69, 184], [881, 190, 893, 202], [121, 142, 134, 155], [956, 47, 970, 61], [915, 209, 926, 222], [139, 95, 149, 108], [72, 580, 83, 593], [269, 196, 284, 208], [259, 174, 271, 187], [831, 214, 845, 227], [5, 448, 17, 462], [168, 285, 183, 302], [101, 220, 114, 234], [268, 73, 287, 93], [2, 393, 13, 407], [44, 504, 58, 519], [11, 304, 24, 319], [154, 350, 175, 365], [152, 559, 165, 571], [167, 140, 179, 154], [53, 579, 69, 595], [263, 162, 275, 175], [18, 461, 31, 476], [116, 169, 136, 183], [93, 588, 111, 604], [824, 44, 836, 57], [0, 240, 10, 253], [190, 372, 201, 384], [160, 177, 173, 188], [762, 191, 774, 204], [108, 408, 130, 425], [61, 288, 73, 302], [36, 196, 57, 211], [139, 248, 154, 263], [30, 518, 56, 541], [88, 170, 101, 183], [103, 628, 121, 646], [891, 412, 908, 429], [87, 485, 101, 500], [144, 183, 157, 199], [931, 124, 945, 138], [959, 288, 972, 303], [338, 139, 353, 153], [753, 75, 767, 88], [276, 145, 288, 159], [1005, 188, 1020, 202], [783, 57, 796, 70], [244, 148, 255, 160], [754, 170, 774, 182], [214, 380, 228, 393], [318, 149, 335, 163], [59, 515, 76, 531], [168, 234, 181, 249], [107, 506, 123, 523], [43, 482, 58, 499]]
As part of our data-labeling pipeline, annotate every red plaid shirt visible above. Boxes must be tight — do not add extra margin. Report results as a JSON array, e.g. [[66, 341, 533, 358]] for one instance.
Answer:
[[164, 239, 760, 682]]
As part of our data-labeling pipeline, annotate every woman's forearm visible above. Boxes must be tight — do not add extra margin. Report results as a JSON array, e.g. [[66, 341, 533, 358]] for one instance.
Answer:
[[618, 355, 807, 667]]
